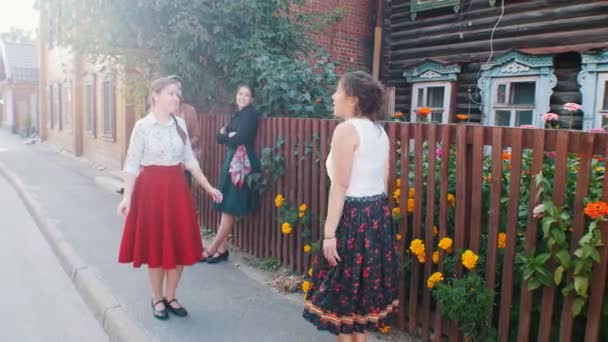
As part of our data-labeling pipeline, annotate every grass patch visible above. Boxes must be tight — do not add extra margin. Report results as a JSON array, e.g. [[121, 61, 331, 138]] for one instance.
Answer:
[[250, 257, 281, 271], [200, 226, 215, 239]]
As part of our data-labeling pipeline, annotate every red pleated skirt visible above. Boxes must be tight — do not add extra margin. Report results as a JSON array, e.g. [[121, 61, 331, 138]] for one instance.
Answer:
[[118, 165, 203, 269]]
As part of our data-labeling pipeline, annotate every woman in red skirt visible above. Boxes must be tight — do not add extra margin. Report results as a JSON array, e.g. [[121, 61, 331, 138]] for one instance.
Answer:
[[117, 77, 222, 320]]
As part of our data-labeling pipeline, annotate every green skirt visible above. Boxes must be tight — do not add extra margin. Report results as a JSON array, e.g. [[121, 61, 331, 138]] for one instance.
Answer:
[[213, 146, 260, 217]]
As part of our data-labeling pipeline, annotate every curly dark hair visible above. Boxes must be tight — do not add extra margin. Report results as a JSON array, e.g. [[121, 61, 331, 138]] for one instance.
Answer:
[[339, 71, 386, 121]]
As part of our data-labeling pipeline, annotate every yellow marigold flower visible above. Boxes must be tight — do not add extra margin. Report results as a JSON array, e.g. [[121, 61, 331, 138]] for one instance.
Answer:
[[427, 271, 444, 289], [392, 207, 401, 217], [274, 194, 285, 208], [303, 244, 312, 253], [308, 268, 312, 277], [301, 280, 311, 293], [433, 226, 439, 237], [407, 198, 415, 213], [281, 222, 292, 235], [461, 249, 479, 270], [447, 193, 456, 207], [379, 325, 391, 333], [417, 253, 425, 263], [438, 237, 453, 251], [396, 179, 401, 188], [396, 233, 403, 241], [596, 166, 605, 172], [393, 188, 401, 199], [409, 239, 425, 256], [299, 203, 308, 212], [408, 187, 415, 199], [298, 212, 305, 218], [432, 251, 439, 264], [497, 232, 507, 249]]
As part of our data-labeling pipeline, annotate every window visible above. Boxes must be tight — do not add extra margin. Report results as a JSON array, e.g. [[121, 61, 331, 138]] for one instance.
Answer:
[[579, 50, 608, 130], [478, 50, 555, 128], [410, 0, 460, 19], [490, 78, 537, 127], [46, 85, 52, 128], [411, 82, 453, 123], [84, 74, 97, 137], [51, 83, 62, 130], [63, 81, 73, 131], [402, 60, 461, 123], [101, 74, 116, 141], [597, 74, 608, 128]]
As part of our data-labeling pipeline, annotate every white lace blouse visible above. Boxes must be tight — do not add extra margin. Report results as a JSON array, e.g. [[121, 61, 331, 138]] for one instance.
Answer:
[[123, 113, 200, 177]]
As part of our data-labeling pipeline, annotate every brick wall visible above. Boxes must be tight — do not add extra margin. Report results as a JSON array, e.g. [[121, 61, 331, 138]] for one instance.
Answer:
[[294, 0, 375, 72]]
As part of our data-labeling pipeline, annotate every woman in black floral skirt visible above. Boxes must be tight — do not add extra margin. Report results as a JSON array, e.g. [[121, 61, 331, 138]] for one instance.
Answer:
[[303, 71, 399, 342]]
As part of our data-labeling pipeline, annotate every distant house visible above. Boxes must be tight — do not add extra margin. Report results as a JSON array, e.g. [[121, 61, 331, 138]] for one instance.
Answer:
[[0, 40, 39, 135], [381, 0, 608, 129], [37, 2, 136, 171]]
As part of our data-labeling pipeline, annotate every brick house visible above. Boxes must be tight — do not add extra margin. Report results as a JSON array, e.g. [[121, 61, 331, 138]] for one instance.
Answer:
[[0, 40, 39, 135], [296, 0, 377, 72]]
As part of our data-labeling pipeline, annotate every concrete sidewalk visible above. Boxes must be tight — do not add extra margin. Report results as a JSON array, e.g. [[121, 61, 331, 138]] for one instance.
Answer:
[[0, 130, 334, 342], [0, 171, 108, 342]]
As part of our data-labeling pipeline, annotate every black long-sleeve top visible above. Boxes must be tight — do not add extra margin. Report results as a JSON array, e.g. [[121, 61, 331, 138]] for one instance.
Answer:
[[216, 105, 260, 148]]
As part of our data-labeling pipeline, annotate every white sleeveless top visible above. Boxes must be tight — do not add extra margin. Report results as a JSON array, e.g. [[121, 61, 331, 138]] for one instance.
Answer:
[[326, 118, 389, 197]]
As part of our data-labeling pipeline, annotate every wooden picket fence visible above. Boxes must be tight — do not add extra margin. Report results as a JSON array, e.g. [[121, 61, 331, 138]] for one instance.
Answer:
[[195, 115, 608, 342]]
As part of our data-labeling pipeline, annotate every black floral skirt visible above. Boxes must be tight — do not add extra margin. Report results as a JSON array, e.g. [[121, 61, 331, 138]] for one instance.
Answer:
[[303, 194, 400, 335]]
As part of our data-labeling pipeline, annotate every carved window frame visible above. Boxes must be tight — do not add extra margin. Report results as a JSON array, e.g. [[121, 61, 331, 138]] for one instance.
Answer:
[[578, 50, 608, 130], [410, 0, 460, 20], [478, 50, 556, 128], [403, 60, 461, 123]]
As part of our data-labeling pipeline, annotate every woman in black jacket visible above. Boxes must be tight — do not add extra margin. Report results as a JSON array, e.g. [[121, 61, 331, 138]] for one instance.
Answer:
[[203, 85, 261, 263]]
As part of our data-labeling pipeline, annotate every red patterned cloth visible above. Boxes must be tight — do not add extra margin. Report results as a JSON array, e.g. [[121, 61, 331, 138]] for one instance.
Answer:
[[228, 145, 252, 188]]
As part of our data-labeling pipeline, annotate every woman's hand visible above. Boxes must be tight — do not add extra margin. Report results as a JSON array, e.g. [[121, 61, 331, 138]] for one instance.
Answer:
[[322, 238, 340, 267], [205, 185, 223, 203], [117, 198, 130, 217], [228, 132, 236, 138]]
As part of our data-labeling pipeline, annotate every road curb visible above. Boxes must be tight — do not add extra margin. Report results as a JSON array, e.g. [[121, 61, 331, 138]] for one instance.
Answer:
[[0, 160, 152, 342]]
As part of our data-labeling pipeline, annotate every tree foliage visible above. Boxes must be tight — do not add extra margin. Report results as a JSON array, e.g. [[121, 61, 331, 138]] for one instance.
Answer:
[[43, 0, 343, 116]]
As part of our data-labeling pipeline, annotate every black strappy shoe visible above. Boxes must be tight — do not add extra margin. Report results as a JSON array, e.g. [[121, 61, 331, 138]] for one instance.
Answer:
[[151, 298, 169, 320], [206, 249, 229, 264], [198, 249, 217, 263], [164, 298, 188, 317]]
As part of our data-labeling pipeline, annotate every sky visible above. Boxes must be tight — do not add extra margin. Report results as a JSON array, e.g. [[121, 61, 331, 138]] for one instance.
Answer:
[[0, 0, 39, 34]]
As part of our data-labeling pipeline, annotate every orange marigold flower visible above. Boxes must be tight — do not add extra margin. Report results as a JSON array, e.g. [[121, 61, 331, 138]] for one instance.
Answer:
[[456, 114, 468, 121], [407, 198, 415, 213], [379, 325, 391, 333], [497, 232, 507, 249], [408, 187, 415, 199], [432, 251, 440, 264], [502, 150, 512, 161], [447, 193, 455, 207], [393, 111, 404, 118], [417, 107, 432, 117]]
